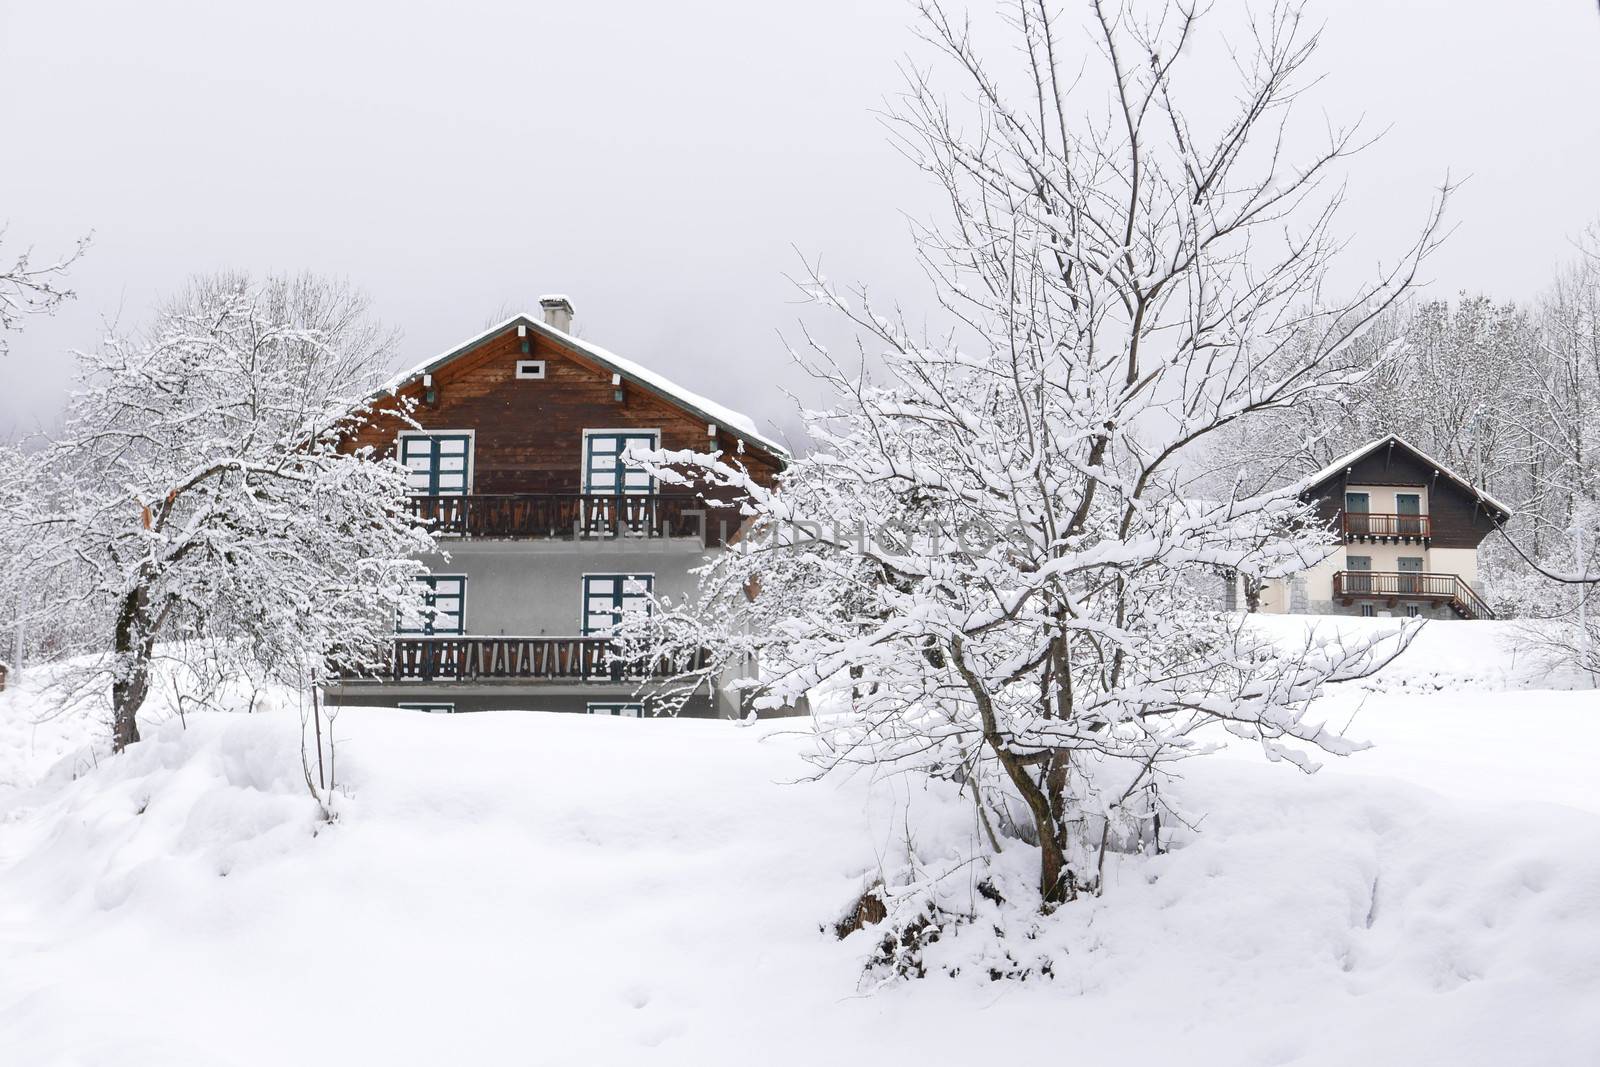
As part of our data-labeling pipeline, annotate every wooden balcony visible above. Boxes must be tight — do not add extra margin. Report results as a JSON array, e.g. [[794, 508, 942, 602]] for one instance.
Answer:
[[1341, 511, 1431, 543], [1331, 570, 1494, 620], [406, 493, 728, 543], [337, 636, 711, 684]]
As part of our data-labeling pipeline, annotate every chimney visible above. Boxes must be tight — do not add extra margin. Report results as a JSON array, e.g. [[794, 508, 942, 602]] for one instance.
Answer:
[[539, 294, 574, 333]]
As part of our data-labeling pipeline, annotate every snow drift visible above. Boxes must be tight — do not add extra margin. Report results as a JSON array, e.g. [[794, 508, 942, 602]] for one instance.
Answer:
[[1, 620, 1597, 1066]]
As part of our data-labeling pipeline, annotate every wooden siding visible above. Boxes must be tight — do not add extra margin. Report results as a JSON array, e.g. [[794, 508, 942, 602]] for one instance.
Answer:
[[1303, 440, 1503, 550], [346, 325, 783, 510]]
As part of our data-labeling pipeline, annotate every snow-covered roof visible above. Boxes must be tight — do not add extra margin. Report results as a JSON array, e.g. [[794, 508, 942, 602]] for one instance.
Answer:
[[1299, 434, 1513, 519], [377, 314, 790, 461]]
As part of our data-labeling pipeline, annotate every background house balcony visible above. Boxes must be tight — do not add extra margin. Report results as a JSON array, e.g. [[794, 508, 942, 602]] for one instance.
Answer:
[[406, 493, 735, 544], [1331, 570, 1494, 619], [1341, 511, 1431, 543], [335, 636, 711, 684]]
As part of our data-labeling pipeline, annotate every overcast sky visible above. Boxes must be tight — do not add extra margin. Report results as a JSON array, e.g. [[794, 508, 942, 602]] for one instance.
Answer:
[[2, 0, 1598, 444]]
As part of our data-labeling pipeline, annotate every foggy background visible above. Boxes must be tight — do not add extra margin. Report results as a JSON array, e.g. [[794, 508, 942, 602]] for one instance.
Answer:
[[3, 0, 1597, 448]]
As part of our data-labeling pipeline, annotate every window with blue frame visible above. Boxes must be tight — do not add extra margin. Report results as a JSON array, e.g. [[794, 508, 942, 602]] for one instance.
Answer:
[[400, 575, 466, 635], [586, 701, 645, 717], [398, 702, 456, 714], [581, 574, 654, 636], [582, 430, 658, 495], [582, 431, 660, 534], [400, 432, 472, 495]]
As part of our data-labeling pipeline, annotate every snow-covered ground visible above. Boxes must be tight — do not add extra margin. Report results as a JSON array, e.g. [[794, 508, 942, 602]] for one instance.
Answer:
[[1, 619, 1597, 1066]]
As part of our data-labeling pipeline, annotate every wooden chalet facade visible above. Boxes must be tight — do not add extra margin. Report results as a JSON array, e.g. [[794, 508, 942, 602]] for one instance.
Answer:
[[328, 297, 787, 717], [1242, 435, 1511, 620]]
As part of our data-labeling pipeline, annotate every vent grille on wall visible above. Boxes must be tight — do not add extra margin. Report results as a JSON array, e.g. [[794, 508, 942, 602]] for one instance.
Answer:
[[516, 360, 546, 380]]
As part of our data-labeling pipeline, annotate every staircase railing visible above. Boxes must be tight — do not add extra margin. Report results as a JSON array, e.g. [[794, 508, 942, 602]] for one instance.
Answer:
[[1331, 570, 1495, 620]]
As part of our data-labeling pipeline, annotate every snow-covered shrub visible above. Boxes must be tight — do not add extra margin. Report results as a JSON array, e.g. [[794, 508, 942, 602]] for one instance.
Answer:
[[621, 0, 1440, 943]]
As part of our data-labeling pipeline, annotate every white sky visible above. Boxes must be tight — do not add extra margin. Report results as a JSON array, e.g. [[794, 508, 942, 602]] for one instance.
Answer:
[[2, 0, 1598, 443]]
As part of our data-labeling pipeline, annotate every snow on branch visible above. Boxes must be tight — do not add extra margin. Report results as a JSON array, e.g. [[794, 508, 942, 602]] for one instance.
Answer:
[[0, 226, 89, 356]]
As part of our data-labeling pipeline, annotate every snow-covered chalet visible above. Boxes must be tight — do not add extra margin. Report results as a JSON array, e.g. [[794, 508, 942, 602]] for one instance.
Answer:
[[327, 296, 787, 717]]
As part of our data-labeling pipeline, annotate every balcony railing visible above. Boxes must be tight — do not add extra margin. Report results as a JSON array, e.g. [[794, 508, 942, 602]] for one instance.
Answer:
[[407, 493, 725, 542], [337, 635, 711, 684], [1341, 511, 1431, 541], [1331, 570, 1494, 620]]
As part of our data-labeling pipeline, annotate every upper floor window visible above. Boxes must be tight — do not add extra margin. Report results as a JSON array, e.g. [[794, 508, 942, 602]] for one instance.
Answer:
[[583, 430, 659, 496], [1395, 493, 1423, 536], [400, 432, 473, 496]]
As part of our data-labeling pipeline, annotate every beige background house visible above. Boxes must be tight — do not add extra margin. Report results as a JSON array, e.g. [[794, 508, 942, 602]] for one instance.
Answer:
[[1232, 436, 1511, 620]]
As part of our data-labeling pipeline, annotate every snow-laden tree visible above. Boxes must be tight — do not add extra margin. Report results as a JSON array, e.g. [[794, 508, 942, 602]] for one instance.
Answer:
[[5, 273, 431, 750], [1200, 296, 1533, 494], [621, 0, 1439, 910], [0, 225, 86, 665], [1516, 241, 1600, 577], [0, 442, 105, 667], [1493, 234, 1600, 675]]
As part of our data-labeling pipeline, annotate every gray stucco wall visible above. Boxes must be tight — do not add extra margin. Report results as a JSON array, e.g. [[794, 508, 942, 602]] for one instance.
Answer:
[[337, 537, 787, 718], [421, 538, 710, 636]]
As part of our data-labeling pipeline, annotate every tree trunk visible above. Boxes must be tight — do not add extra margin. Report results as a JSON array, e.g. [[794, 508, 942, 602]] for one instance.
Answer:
[[952, 636, 1077, 906], [988, 734, 1072, 903], [1036, 817, 1072, 905], [111, 585, 153, 753]]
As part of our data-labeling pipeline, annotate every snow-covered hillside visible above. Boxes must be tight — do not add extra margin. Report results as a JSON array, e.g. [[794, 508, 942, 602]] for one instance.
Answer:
[[1, 620, 1597, 1066]]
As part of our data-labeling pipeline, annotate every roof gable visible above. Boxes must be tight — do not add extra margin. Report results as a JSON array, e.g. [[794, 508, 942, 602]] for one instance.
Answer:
[[379, 314, 790, 463], [1300, 434, 1513, 520]]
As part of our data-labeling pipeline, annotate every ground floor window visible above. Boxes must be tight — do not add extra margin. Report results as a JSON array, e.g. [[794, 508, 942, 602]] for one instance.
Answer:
[[1359, 604, 1375, 618], [398, 702, 455, 714], [1346, 555, 1373, 595], [401, 575, 466, 635], [587, 701, 644, 717], [1398, 556, 1424, 595], [1405, 604, 1422, 618], [581, 573, 655, 635]]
